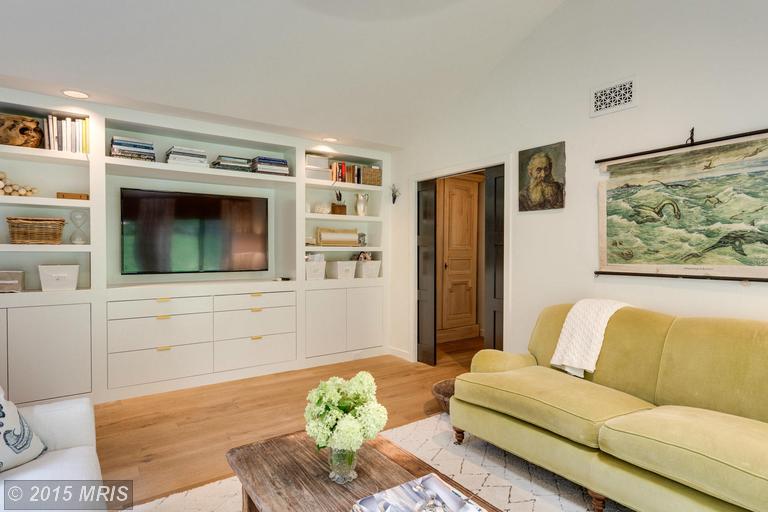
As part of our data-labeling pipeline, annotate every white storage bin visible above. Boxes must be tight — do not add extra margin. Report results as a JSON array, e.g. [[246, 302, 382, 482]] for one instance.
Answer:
[[355, 261, 381, 279], [326, 261, 357, 279], [305, 261, 326, 280], [39, 265, 79, 291]]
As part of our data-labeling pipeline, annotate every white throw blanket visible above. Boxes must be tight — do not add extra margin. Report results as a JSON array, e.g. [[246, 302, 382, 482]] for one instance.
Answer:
[[550, 299, 629, 378]]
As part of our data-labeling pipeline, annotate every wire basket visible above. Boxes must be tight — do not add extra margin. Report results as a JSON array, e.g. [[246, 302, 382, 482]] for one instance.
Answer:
[[7, 217, 66, 244]]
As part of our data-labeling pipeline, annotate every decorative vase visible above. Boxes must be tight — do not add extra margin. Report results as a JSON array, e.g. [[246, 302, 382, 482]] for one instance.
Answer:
[[355, 193, 369, 216], [328, 447, 358, 484]]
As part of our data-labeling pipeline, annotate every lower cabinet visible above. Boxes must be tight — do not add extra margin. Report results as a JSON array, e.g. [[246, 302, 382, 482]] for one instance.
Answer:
[[306, 287, 383, 357], [347, 287, 384, 351], [108, 343, 213, 388], [306, 289, 347, 357], [8, 304, 91, 403], [214, 333, 296, 372]]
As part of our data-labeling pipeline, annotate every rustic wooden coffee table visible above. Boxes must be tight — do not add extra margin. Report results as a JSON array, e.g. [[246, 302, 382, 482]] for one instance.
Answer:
[[226, 431, 501, 512]]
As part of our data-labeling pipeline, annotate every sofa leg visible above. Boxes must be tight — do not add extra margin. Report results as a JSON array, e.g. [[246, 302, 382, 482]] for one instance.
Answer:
[[587, 490, 606, 512], [453, 427, 465, 445]]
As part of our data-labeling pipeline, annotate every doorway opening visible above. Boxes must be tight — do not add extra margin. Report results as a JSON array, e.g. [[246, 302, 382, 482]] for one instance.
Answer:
[[417, 165, 504, 366]]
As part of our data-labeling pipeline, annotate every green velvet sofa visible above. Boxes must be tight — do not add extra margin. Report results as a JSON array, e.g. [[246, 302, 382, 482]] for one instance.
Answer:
[[450, 304, 768, 512]]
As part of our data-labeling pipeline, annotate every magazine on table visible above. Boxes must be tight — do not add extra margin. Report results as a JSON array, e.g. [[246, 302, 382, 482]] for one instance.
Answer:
[[351, 473, 486, 512]]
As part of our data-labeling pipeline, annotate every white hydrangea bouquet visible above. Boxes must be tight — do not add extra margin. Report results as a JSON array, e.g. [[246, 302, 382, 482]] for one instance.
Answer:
[[305, 371, 388, 484]]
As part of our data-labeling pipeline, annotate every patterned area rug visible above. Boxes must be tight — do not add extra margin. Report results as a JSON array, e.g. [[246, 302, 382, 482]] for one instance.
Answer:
[[135, 414, 632, 511]]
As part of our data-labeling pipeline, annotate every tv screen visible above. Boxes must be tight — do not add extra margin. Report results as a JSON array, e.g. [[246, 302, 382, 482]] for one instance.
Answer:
[[121, 188, 268, 274]]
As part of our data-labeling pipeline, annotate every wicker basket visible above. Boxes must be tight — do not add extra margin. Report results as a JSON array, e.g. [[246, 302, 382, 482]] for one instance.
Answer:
[[7, 217, 65, 244], [431, 378, 455, 414], [362, 166, 382, 186]]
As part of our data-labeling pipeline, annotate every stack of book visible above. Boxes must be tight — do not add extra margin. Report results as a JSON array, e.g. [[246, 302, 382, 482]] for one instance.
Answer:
[[252, 156, 290, 175], [110, 136, 155, 161], [43, 116, 89, 153], [166, 146, 208, 167], [305, 154, 331, 180], [211, 155, 251, 172]]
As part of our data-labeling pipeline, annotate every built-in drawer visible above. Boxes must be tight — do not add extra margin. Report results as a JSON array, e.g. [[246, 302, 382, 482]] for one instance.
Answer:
[[108, 342, 213, 388], [108, 296, 212, 320], [213, 306, 296, 341], [213, 292, 295, 312], [214, 332, 296, 372], [108, 313, 213, 353]]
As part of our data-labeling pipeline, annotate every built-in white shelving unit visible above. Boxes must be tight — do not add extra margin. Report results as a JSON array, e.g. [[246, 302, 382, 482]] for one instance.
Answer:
[[0, 87, 391, 405], [305, 213, 382, 222], [305, 178, 381, 192], [0, 144, 89, 165], [0, 244, 92, 252], [105, 157, 297, 187]]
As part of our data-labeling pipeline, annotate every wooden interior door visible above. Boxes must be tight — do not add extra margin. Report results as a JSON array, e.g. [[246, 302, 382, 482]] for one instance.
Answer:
[[437, 175, 482, 342]]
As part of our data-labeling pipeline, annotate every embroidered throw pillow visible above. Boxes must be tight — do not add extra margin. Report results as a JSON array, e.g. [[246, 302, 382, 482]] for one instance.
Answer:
[[0, 388, 46, 472]]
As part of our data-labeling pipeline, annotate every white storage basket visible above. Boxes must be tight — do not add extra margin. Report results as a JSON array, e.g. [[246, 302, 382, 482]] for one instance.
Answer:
[[355, 260, 381, 279], [326, 261, 357, 279], [39, 265, 79, 291], [305, 261, 326, 280]]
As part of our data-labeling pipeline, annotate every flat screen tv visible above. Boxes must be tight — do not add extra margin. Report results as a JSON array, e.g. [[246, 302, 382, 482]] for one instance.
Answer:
[[121, 188, 268, 274]]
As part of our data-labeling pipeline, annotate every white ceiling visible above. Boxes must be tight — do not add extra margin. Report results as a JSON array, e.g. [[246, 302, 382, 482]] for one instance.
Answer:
[[0, 0, 562, 149]]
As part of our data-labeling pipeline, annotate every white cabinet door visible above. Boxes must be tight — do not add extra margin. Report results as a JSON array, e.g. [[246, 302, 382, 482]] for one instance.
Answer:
[[0, 309, 7, 394], [306, 289, 347, 357], [346, 287, 384, 351], [8, 304, 91, 403]]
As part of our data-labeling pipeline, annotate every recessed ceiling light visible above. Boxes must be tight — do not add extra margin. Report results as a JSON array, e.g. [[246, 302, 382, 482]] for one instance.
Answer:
[[62, 90, 89, 99], [322, 137, 338, 143]]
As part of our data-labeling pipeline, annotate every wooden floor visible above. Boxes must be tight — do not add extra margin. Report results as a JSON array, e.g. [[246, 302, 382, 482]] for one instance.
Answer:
[[95, 338, 484, 504]]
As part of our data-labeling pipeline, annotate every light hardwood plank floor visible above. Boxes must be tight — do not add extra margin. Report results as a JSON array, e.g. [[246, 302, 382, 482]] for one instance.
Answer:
[[95, 338, 484, 504]]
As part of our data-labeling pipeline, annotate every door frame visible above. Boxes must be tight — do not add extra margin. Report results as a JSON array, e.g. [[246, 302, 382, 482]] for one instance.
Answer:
[[409, 152, 512, 362]]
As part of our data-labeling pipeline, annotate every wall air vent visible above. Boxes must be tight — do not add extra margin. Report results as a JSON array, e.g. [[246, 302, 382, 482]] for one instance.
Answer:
[[590, 78, 637, 117]]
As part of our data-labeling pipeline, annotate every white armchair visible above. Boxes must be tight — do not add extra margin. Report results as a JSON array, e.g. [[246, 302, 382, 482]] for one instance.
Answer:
[[0, 397, 102, 511]]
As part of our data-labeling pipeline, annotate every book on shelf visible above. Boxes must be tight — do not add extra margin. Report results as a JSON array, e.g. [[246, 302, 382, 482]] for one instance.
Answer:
[[111, 135, 155, 160], [39, 115, 88, 153], [305, 154, 329, 169]]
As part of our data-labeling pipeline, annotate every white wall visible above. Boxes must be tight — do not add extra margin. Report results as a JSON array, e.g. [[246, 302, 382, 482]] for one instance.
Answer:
[[390, 0, 768, 355]]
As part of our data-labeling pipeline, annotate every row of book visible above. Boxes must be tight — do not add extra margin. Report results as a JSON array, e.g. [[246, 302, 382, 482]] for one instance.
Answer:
[[109, 137, 291, 175], [43, 116, 89, 153], [110, 136, 155, 161], [304, 154, 381, 185]]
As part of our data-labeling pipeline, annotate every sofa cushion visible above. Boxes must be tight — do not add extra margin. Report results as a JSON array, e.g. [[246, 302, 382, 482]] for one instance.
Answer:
[[527, 304, 675, 403], [454, 366, 653, 447], [0, 388, 47, 473], [599, 406, 768, 511]]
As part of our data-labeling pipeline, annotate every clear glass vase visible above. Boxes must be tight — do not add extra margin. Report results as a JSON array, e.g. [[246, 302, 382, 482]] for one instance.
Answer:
[[328, 447, 358, 484]]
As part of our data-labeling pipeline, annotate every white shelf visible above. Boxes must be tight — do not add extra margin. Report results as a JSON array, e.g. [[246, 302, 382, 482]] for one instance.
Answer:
[[305, 213, 382, 222], [305, 178, 381, 192], [105, 157, 296, 187], [0, 244, 92, 253], [0, 145, 89, 166], [305, 246, 382, 252], [304, 278, 384, 290], [0, 196, 91, 209]]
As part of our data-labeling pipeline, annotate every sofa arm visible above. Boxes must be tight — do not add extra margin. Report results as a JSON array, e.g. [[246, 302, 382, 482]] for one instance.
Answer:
[[19, 397, 96, 451], [470, 349, 537, 373]]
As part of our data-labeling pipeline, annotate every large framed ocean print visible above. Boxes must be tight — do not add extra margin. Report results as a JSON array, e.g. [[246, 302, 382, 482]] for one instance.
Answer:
[[598, 131, 768, 280]]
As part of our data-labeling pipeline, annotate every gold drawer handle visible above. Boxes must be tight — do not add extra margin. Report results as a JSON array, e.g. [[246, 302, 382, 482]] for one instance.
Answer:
[[156, 315, 172, 320], [250, 292, 263, 297], [250, 336, 263, 341], [156, 346, 172, 351], [250, 307, 263, 313], [156, 297, 171, 303]]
